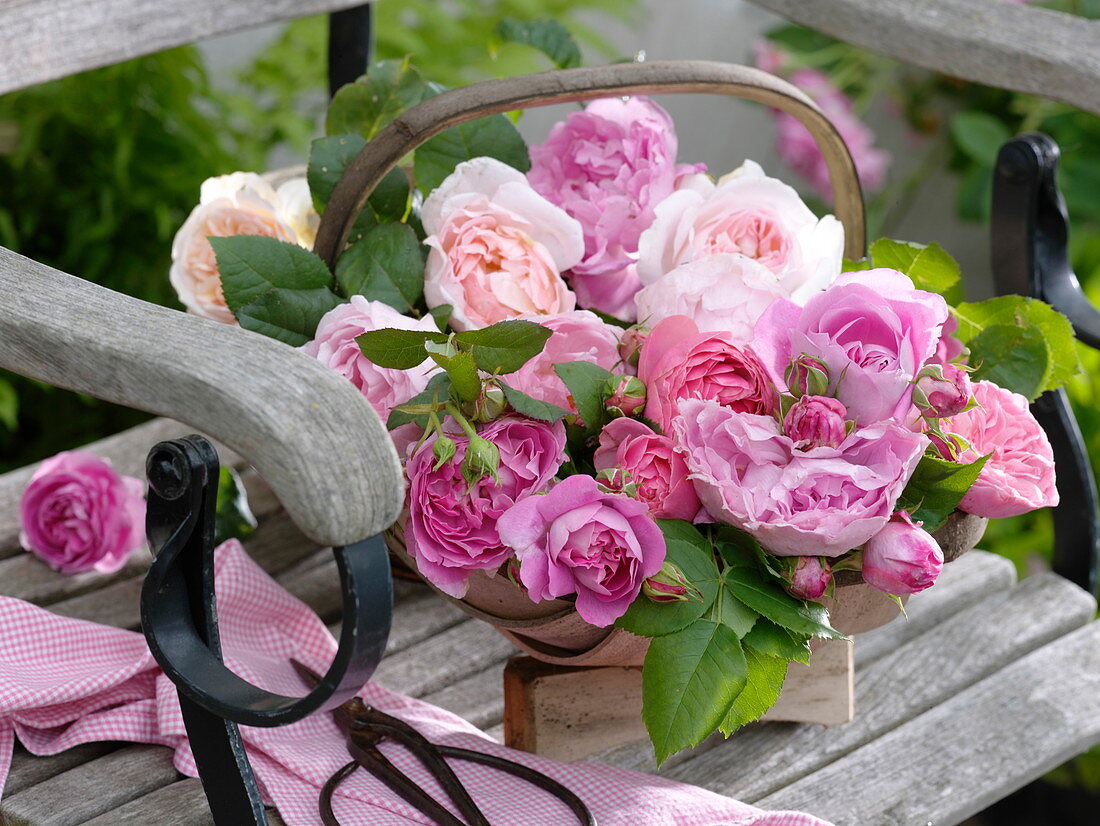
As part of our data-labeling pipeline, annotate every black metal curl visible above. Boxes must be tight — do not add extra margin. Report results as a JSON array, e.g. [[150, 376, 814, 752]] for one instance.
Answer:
[[328, 3, 373, 97], [141, 436, 394, 825], [991, 133, 1100, 595]]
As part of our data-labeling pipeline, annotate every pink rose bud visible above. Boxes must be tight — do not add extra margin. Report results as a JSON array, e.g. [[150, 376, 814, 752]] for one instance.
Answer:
[[619, 327, 649, 368], [606, 375, 647, 418], [642, 560, 702, 603], [783, 556, 832, 601], [913, 362, 972, 419], [862, 513, 944, 595], [504, 557, 525, 590], [784, 395, 848, 450], [785, 354, 830, 398]]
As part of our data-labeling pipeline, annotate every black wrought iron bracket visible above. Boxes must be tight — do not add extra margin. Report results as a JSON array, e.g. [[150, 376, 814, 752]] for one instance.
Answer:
[[328, 3, 373, 97], [141, 436, 393, 825], [991, 133, 1100, 595]]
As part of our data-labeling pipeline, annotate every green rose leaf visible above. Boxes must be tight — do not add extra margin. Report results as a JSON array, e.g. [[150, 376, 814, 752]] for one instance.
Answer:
[[841, 257, 871, 273], [429, 304, 453, 331], [950, 111, 1012, 166], [952, 295, 1080, 394], [869, 238, 961, 296], [499, 381, 571, 422], [387, 373, 452, 430], [414, 115, 530, 194], [642, 619, 748, 765], [211, 236, 345, 346], [308, 136, 411, 237], [0, 378, 18, 431], [743, 618, 812, 665], [723, 566, 845, 640], [326, 58, 435, 140], [453, 320, 553, 374], [356, 328, 449, 369], [214, 466, 257, 546], [896, 452, 990, 530], [553, 361, 616, 436], [708, 585, 759, 638], [424, 341, 481, 402], [616, 520, 721, 637], [719, 647, 789, 735], [968, 323, 1051, 400], [493, 18, 583, 69], [335, 223, 425, 312]]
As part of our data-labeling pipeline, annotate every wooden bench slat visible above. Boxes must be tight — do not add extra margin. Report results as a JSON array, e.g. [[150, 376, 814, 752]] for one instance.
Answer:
[[420, 661, 511, 732], [1, 745, 179, 826], [663, 573, 1096, 802], [757, 621, 1100, 824], [3, 744, 117, 799], [78, 778, 212, 826]]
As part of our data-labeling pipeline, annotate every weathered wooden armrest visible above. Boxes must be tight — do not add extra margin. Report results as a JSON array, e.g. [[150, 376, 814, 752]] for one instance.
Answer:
[[0, 247, 403, 547], [748, 0, 1100, 116]]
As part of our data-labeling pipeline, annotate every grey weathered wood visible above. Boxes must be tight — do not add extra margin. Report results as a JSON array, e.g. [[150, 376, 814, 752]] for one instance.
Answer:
[[0, 1, 371, 96], [421, 661, 511, 731], [79, 779, 212, 826], [758, 621, 1100, 824], [0, 250, 403, 547], [3, 744, 116, 799], [664, 573, 1097, 803], [748, 0, 1100, 115]]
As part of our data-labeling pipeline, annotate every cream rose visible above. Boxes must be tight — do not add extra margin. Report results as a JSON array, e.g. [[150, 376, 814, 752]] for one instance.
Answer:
[[637, 160, 844, 304], [421, 157, 583, 331], [170, 173, 317, 324]]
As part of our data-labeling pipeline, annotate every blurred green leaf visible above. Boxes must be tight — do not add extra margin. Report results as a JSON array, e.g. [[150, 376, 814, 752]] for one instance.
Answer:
[[969, 323, 1051, 400], [326, 58, 434, 139], [214, 466, 257, 545], [869, 238, 961, 295], [494, 18, 583, 68], [414, 116, 530, 194], [950, 111, 1012, 165]]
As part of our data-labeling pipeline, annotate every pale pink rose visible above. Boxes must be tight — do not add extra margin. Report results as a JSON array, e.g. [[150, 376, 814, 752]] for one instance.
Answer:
[[638, 315, 777, 433], [593, 418, 702, 520], [275, 177, 321, 249], [931, 314, 968, 365], [20, 451, 146, 575], [947, 380, 1058, 518], [503, 311, 623, 411], [754, 269, 949, 425], [302, 297, 441, 421], [784, 556, 832, 600], [675, 398, 927, 557], [497, 475, 666, 627], [637, 160, 844, 304], [784, 395, 848, 450], [773, 69, 889, 202], [170, 172, 304, 324], [422, 157, 582, 331], [527, 96, 705, 319], [634, 254, 786, 341], [405, 416, 567, 598], [862, 513, 943, 594]]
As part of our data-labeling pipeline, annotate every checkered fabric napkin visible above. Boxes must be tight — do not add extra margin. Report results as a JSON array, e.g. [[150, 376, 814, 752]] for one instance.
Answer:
[[0, 540, 832, 826]]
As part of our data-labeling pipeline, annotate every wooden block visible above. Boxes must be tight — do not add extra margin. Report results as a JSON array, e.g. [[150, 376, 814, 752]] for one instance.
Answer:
[[504, 637, 855, 762]]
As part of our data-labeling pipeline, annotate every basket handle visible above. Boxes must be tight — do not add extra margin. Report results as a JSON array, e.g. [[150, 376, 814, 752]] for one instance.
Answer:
[[313, 60, 866, 269]]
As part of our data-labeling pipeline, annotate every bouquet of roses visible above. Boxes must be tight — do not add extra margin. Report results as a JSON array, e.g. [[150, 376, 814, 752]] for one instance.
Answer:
[[168, 55, 1074, 762]]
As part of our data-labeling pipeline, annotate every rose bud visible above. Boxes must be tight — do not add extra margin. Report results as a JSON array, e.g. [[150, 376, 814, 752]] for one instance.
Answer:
[[432, 435, 457, 470], [503, 557, 526, 590], [618, 326, 649, 368], [862, 513, 944, 595], [784, 395, 848, 450], [642, 560, 702, 603], [605, 375, 647, 418], [785, 353, 830, 398], [783, 556, 832, 600], [461, 436, 501, 487], [913, 362, 972, 419], [472, 382, 507, 423]]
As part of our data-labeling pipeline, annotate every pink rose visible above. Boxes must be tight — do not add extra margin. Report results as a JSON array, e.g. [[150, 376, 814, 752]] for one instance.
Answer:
[[170, 173, 310, 323], [634, 254, 786, 341], [773, 69, 889, 202], [405, 416, 567, 597], [593, 418, 702, 520], [754, 269, 949, 425], [913, 363, 973, 419], [637, 160, 844, 304], [528, 96, 704, 319], [948, 380, 1058, 518], [638, 315, 778, 433], [862, 513, 944, 595], [675, 399, 927, 557], [422, 157, 582, 331], [497, 475, 666, 627], [303, 297, 441, 421], [502, 311, 623, 412], [20, 451, 146, 575], [784, 395, 848, 450], [784, 556, 832, 601]]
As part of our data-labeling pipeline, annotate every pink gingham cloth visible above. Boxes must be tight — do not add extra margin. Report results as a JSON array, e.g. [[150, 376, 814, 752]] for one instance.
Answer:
[[0, 540, 830, 826]]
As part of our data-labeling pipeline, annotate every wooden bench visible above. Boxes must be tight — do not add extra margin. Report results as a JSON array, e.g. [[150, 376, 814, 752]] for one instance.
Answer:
[[2, 1, 1100, 824]]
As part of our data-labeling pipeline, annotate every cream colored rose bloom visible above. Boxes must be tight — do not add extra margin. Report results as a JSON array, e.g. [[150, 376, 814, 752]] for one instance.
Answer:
[[170, 173, 317, 323]]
